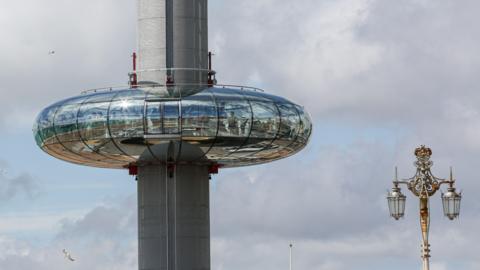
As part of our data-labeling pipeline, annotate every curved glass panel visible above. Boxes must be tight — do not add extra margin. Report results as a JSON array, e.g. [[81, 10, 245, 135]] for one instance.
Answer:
[[37, 105, 90, 164], [109, 91, 147, 158], [249, 101, 279, 139], [143, 93, 182, 161], [78, 92, 134, 163], [164, 101, 180, 134], [277, 104, 301, 143], [207, 88, 252, 160], [178, 90, 218, 161], [228, 101, 279, 159], [291, 105, 312, 149], [145, 100, 180, 135], [301, 108, 313, 141], [181, 92, 217, 137], [54, 96, 85, 143], [146, 101, 162, 134], [33, 115, 43, 147], [53, 96, 117, 166], [254, 103, 301, 160], [38, 105, 59, 145], [78, 101, 109, 141], [109, 93, 145, 138]]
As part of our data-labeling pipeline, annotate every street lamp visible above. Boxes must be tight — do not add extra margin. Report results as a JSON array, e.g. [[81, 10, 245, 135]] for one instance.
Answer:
[[387, 145, 462, 270]]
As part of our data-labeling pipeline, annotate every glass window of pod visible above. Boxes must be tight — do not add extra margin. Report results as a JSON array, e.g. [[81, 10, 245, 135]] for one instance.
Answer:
[[37, 104, 59, 146], [226, 91, 280, 158], [295, 105, 312, 144], [53, 96, 88, 143], [109, 90, 146, 138], [108, 90, 147, 159], [213, 88, 252, 138], [181, 90, 218, 138], [77, 91, 135, 163]]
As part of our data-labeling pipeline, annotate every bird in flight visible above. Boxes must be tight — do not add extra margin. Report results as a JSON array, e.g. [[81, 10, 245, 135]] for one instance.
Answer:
[[62, 249, 75, 262], [48, 50, 55, 55]]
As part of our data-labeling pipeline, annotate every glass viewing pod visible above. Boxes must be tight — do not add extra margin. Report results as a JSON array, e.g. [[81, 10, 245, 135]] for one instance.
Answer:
[[34, 86, 312, 169]]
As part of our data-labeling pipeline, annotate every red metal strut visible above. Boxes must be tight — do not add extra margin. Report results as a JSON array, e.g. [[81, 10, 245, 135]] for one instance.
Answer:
[[129, 52, 138, 87]]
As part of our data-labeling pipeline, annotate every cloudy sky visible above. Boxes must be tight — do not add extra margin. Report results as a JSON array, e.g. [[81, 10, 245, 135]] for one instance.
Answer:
[[1, 0, 479, 269]]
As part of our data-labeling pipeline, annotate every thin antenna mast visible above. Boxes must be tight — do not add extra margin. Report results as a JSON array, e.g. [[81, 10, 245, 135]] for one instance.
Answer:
[[289, 243, 293, 270]]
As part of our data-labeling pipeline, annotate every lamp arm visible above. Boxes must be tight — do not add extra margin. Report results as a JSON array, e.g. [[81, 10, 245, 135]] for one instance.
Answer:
[[438, 180, 455, 187], [437, 167, 456, 188], [393, 180, 411, 186]]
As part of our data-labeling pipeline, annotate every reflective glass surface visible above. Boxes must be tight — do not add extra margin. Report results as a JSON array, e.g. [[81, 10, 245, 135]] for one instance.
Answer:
[[178, 90, 217, 161], [34, 86, 312, 169], [109, 91, 147, 159], [207, 88, 252, 160], [227, 101, 280, 159], [38, 105, 59, 146], [110, 91, 145, 138], [181, 91, 217, 138], [146, 101, 162, 134], [54, 97, 83, 143], [53, 96, 116, 166], [78, 92, 133, 163], [163, 101, 180, 134], [290, 105, 312, 149]]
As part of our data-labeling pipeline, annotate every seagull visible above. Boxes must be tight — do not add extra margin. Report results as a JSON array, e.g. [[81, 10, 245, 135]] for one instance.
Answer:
[[48, 50, 55, 55], [62, 249, 75, 262]]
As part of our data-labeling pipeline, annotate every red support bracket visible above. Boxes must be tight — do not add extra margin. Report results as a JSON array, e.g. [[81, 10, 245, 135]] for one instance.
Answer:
[[128, 165, 138, 176], [129, 52, 138, 88], [208, 164, 221, 174]]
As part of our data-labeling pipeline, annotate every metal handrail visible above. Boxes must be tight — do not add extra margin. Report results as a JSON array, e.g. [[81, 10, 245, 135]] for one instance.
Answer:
[[81, 84, 265, 95], [133, 68, 212, 73]]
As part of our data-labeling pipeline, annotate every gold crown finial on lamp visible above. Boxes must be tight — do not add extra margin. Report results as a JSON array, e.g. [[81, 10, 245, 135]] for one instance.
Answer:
[[415, 145, 432, 159]]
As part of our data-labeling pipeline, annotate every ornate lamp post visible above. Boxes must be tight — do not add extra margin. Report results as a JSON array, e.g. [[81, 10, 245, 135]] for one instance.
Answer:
[[387, 146, 462, 270]]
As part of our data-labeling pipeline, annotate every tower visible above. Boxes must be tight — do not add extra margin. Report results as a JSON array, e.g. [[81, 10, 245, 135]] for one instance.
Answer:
[[33, 1, 312, 269]]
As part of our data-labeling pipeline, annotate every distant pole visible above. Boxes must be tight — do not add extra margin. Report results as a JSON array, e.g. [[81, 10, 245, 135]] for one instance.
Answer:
[[289, 243, 293, 270]]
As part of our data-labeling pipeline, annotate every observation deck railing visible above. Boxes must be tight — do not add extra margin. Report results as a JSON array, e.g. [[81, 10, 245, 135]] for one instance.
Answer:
[[81, 84, 265, 95]]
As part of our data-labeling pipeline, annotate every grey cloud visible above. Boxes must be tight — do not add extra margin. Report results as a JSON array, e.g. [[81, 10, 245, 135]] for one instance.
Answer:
[[57, 195, 137, 240], [211, 142, 394, 240], [210, 141, 478, 270], [210, 0, 480, 127], [0, 196, 138, 270], [53, 195, 138, 270], [0, 160, 39, 201]]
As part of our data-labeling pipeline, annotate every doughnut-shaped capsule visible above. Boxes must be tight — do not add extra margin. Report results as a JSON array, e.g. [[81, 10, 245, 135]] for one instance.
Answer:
[[33, 86, 312, 169]]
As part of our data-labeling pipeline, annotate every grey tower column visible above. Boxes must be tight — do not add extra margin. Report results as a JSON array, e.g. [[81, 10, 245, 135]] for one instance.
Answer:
[[138, 164, 210, 270], [137, 0, 209, 85]]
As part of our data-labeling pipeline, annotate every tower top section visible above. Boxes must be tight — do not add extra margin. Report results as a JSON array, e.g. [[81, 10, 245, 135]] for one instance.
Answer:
[[137, 0, 209, 96]]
